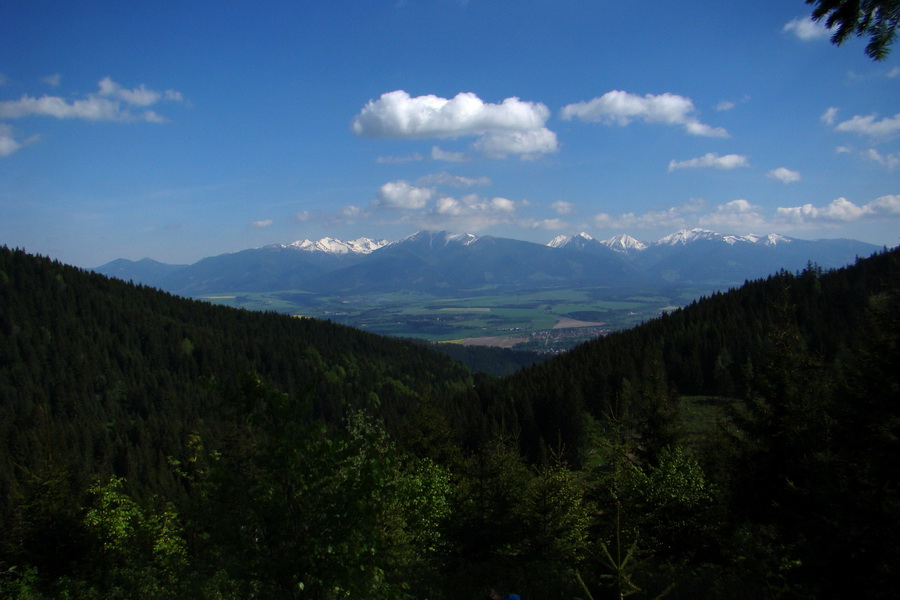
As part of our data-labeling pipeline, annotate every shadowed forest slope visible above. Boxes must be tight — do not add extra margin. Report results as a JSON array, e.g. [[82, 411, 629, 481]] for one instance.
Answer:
[[1, 245, 898, 599]]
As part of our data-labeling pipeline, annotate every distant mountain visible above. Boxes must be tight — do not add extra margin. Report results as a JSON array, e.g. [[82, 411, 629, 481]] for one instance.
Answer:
[[550, 232, 649, 254], [94, 230, 883, 297], [313, 230, 636, 294], [285, 236, 389, 254], [95, 237, 389, 295], [601, 233, 648, 254], [549, 228, 879, 285], [93, 257, 188, 290]]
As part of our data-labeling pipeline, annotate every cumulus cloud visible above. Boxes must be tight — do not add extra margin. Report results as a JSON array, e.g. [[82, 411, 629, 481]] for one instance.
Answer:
[[416, 172, 491, 188], [98, 76, 183, 105], [551, 200, 574, 215], [0, 94, 133, 121], [376, 180, 434, 209], [0, 123, 41, 157], [864, 148, 900, 169], [0, 77, 184, 123], [0, 123, 36, 157], [593, 201, 700, 230], [522, 218, 569, 230], [41, 73, 61, 87], [595, 210, 675, 230], [668, 153, 749, 172], [821, 107, 839, 126], [294, 211, 313, 222], [351, 90, 558, 158], [767, 167, 802, 183], [560, 90, 728, 138], [783, 16, 831, 41], [472, 127, 559, 159], [434, 194, 517, 218], [348, 172, 525, 232], [376, 152, 424, 164], [249, 219, 274, 228], [868, 194, 900, 214], [776, 195, 900, 224], [834, 112, 900, 138], [0, 124, 21, 156], [340, 205, 364, 219], [431, 146, 470, 162], [699, 199, 766, 229]]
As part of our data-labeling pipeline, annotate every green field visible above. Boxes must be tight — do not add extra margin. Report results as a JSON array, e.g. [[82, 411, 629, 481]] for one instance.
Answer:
[[198, 284, 717, 352]]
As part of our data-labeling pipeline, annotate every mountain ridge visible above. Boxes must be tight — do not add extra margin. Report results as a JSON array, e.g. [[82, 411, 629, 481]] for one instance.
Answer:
[[93, 228, 883, 296]]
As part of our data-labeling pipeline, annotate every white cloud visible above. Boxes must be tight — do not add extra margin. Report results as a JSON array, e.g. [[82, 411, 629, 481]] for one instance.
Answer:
[[0, 77, 184, 123], [783, 17, 831, 41], [821, 107, 839, 125], [434, 194, 518, 218], [868, 194, 900, 214], [491, 197, 516, 212], [471, 127, 559, 159], [294, 211, 312, 222], [416, 172, 491, 188], [98, 76, 183, 106], [864, 148, 900, 169], [834, 112, 900, 138], [41, 73, 61, 87], [431, 146, 470, 162], [376, 152, 424, 164], [699, 199, 766, 229], [0, 94, 129, 121], [351, 90, 558, 158], [715, 100, 735, 111], [0, 124, 22, 156], [551, 200, 574, 215], [668, 153, 749, 172], [340, 205, 364, 219], [561, 90, 728, 138], [596, 197, 708, 230], [0, 74, 7, 86], [767, 167, 802, 183], [524, 218, 569, 230], [376, 180, 434, 209], [776, 195, 900, 225], [249, 219, 274, 228], [888, 67, 900, 79], [0, 123, 40, 157]]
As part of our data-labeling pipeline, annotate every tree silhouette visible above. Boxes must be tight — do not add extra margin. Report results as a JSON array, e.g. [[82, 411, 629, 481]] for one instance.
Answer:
[[807, 0, 899, 59]]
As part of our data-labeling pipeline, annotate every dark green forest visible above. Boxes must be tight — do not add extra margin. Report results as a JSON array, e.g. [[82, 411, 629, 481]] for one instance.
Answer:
[[1, 245, 898, 599]]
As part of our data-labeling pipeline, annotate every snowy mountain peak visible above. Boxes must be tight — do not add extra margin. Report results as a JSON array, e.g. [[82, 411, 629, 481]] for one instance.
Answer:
[[547, 235, 570, 249], [656, 228, 723, 245], [600, 233, 648, 253], [656, 229, 795, 247], [398, 230, 479, 247], [547, 232, 594, 249], [286, 237, 389, 255], [745, 233, 793, 246]]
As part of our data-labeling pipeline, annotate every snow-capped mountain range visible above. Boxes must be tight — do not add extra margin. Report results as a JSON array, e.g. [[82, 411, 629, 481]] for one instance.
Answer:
[[549, 228, 788, 252], [284, 236, 389, 255], [282, 228, 791, 258], [95, 228, 880, 297]]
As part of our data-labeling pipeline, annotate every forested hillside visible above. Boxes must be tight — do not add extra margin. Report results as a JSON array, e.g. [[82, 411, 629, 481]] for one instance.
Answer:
[[475, 250, 900, 464], [1, 246, 898, 599]]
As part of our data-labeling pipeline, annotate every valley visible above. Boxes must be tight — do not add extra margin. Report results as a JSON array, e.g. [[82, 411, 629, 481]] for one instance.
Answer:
[[198, 283, 711, 352], [96, 229, 880, 354]]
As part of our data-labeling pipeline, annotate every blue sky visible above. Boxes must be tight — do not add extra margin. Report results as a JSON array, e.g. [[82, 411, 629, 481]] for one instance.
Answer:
[[2, 0, 898, 267]]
